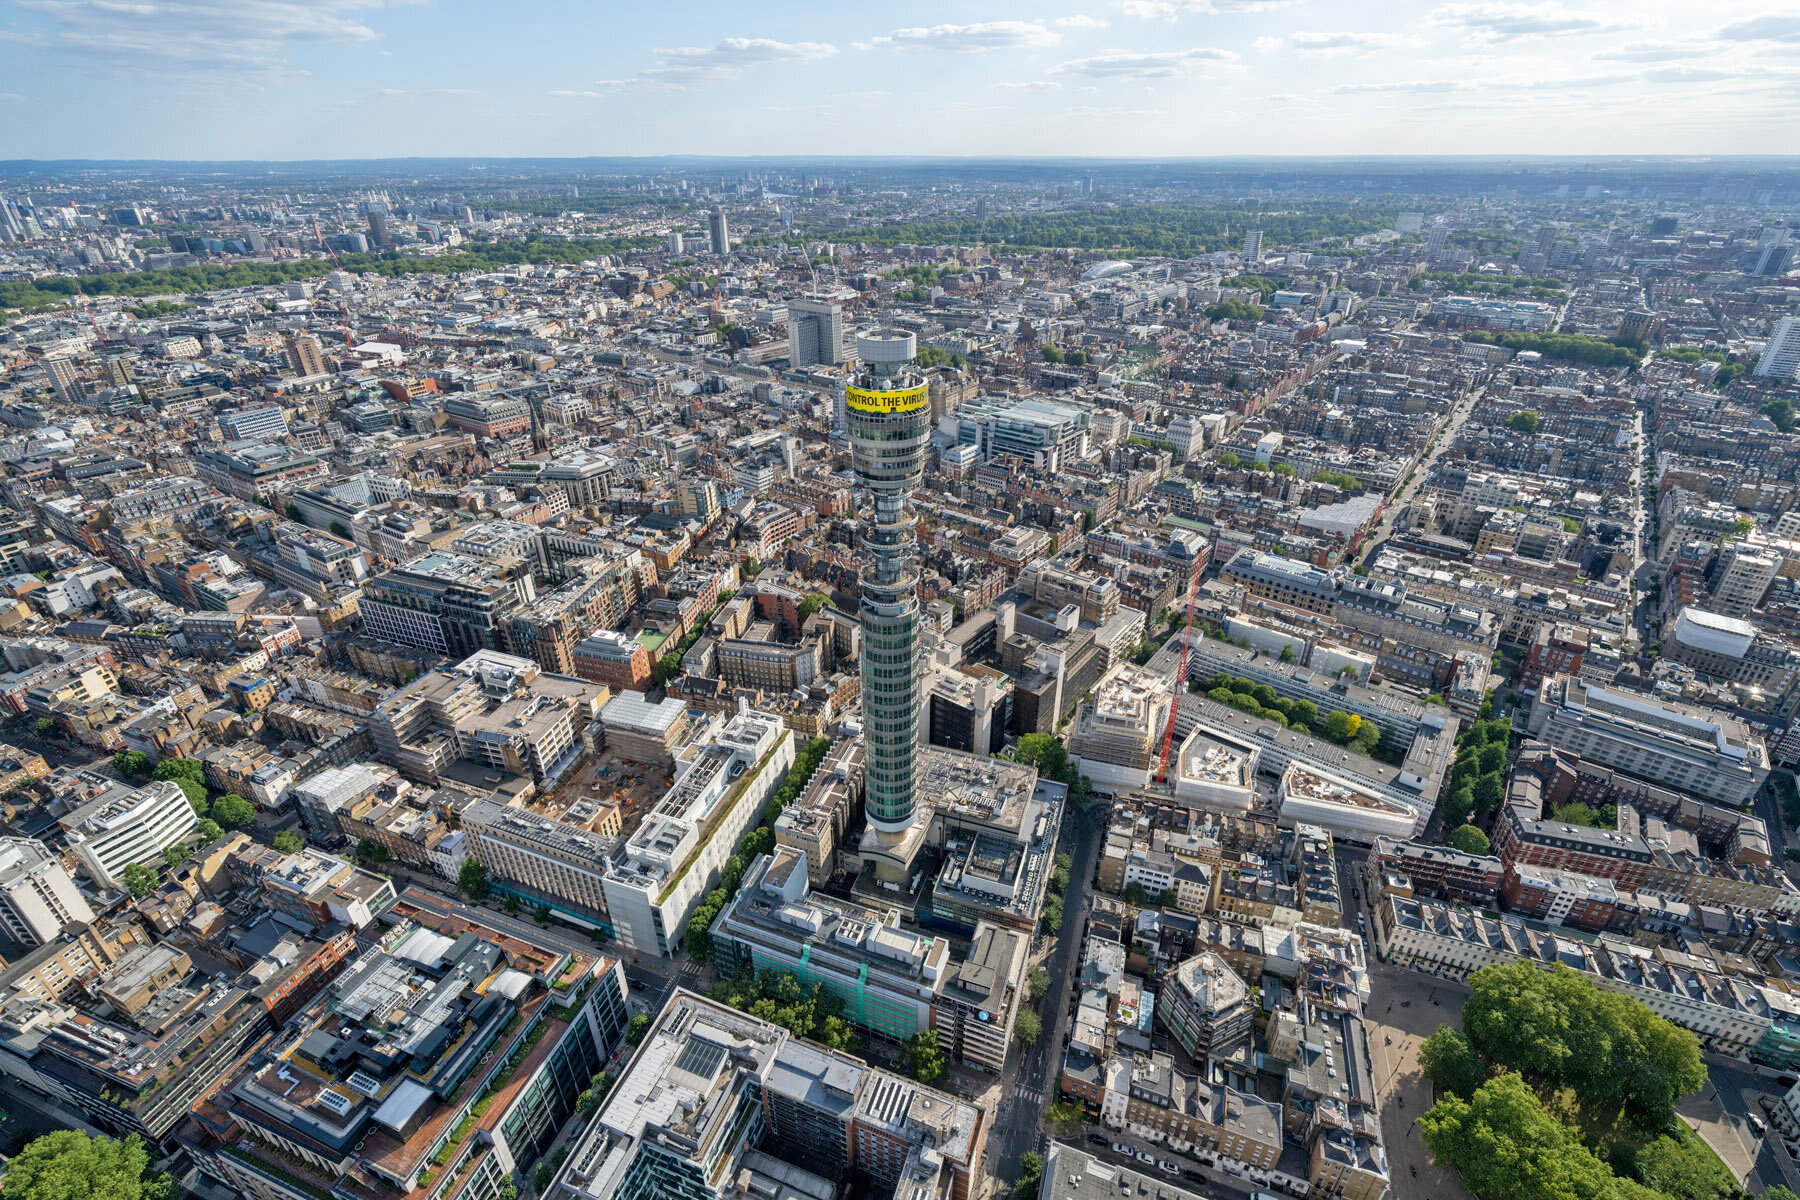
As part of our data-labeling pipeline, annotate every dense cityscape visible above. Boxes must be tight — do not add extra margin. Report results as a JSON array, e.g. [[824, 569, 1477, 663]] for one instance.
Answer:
[[0, 149, 1796, 1200]]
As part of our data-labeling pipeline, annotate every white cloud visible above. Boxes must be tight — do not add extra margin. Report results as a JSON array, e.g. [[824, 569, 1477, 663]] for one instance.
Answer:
[[1716, 13, 1800, 41], [1593, 40, 1711, 62], [1049, 46, 1234, 78], [1330, 78, 1471, 93], [993, 80, 1064, 89], [1251, 36, 1283, 52], [1287, 31, 1425, 55], [1427, 3, 1637, 42], [380, 87, 484, 97], [638, 37, 837, 88], [865, 21, 1059, 52], [549, 90, 604, 98], [1055, 14, 1110, 27], [7, 0, 413, 79], [0, 93, 21, 101], [1640, 65, 1742, 83], [1122, 0, 1300, 18]]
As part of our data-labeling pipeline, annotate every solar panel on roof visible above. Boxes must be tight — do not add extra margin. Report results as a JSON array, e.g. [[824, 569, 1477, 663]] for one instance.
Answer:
[[674, 1035, 728, 1080]]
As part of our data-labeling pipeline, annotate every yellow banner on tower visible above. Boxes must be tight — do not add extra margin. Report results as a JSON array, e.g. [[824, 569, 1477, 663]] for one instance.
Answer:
[[846, 383, 928, 414]]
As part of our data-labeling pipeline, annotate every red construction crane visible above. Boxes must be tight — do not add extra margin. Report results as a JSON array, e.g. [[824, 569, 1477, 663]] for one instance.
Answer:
[[72, 282, 105, 346], [311, 219, 356, 349], [1154, 553, 1206, 783]]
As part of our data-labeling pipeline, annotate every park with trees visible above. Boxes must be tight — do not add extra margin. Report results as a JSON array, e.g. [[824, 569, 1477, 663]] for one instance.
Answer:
[[1418, 961, 1737, 1200]]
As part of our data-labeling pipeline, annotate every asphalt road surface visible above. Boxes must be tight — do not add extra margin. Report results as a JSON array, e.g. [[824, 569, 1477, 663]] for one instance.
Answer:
[[989, 799, 1108, 1185]]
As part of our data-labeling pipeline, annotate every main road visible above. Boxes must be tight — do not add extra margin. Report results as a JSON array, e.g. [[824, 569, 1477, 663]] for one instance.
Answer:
[[988, 796, 1109, 1186], [1358, 382, 1486, 569]]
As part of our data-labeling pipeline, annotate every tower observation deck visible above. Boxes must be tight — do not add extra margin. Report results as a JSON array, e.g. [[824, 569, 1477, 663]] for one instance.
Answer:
[[846, 328, 930, 838]]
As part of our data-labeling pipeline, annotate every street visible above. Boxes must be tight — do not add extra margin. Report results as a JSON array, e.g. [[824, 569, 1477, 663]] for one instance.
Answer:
[[987, 798, 1108, 1186], [1359, 383, 1484, 569]]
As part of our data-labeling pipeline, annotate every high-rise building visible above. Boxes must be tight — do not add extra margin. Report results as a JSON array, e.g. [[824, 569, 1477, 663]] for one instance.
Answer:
[[1753, 241, 1792, 277], [0, 837, 94, 946], [365, 206, 389, 248], [284, 332, 326, 376], [1242, 229, 1263, 262], [1534, 223, 1558, 255], [1425, 223, 1450, 257], [846, 329, 930, 844], [1757, 316, 1800, 380], [43, 356, 83, 405], [709, 207, 730, 254], [787, 295, 846, 367]]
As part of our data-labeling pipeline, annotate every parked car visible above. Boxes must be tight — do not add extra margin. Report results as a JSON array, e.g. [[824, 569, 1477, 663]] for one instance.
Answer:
[[1087, 1135, 1108, 1147], [1158, 1162, 1179, 1175]]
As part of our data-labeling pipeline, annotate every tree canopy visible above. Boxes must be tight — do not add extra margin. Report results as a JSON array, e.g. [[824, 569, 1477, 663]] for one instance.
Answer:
[[1462, 962, 1704, 1131], [1448, 825, 1491, 856], [2, 1130, 172, 1200]]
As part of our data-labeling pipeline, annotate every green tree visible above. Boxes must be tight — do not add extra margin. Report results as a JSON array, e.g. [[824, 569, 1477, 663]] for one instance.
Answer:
[[1448, 825, 1490, 856], [627, 1013, 651, 1044], [458, 858, 490, 901], [34, 717, 56, 738], [1045, 1099, 1086, 1136], [2, 1130, 173, 1200], [161, 842, 189, 869], [1761, 398, 1797, 433], [1418, 1027, 1487, 1098], [1279, 644, 1296, 663], [1014, 1151, 1044, 1200], [120, 862, 158, 898], [1478, 743, 1507, 775], [1419, 1073, 1618, 1200], [797, 592, 830, 622], [898, 1029, 946, 1085], [178, 780, 208, 814], [211, 793, 256, 829], [1014, 1010, 1042, 1047], [1439, 785, 1476, 831], [196, 819, 223, 844], [1218, 451, 1241, 468], [1473, 773, 1505, 813], [1028, 967, 1051, 1002], [111, 750, 150, 779], [1041, 345, 1065, 363], [1286, 698, 1319, 729], [152, 757, 206, 785], [1013, 733, 1069, 780], [1122, 882, 1147, 905], [272, 829, 305, 853], [1633, 1129, 1736, 1200], [1505, 410, 1541, 434], [534, 904, 551, 927], [1321, 710, 1361, 744]]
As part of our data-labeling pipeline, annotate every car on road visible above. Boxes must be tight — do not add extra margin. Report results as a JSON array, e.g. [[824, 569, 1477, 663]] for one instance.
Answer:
[[1181, 1170, 1206, 1184], [1750, 1115, 1766, 1137], [1112, 1144, 1130, 1155], [1136, 1151, 1156, 1165], [1087, 1135, 1108, 1146]]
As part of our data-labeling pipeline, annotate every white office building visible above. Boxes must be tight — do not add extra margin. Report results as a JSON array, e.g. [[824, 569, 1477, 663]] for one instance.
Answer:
[[59, 781, 199, 891], [0, 837, 94, 945], [1757, 316, 1800, 380]]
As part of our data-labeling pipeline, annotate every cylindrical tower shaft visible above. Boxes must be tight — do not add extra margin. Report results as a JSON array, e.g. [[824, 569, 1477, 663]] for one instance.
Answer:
[[846, 329, 930, 835]]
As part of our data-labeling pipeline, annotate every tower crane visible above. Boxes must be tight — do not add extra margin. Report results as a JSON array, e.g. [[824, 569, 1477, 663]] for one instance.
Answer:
[[311, 219, 357, 349]]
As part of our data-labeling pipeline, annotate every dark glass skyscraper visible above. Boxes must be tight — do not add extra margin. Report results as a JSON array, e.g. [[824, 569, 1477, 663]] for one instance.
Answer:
[[846, 329, 929, 836]]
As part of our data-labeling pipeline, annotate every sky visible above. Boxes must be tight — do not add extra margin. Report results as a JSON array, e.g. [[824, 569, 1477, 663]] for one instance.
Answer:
[[2, 0, 1799, 161]]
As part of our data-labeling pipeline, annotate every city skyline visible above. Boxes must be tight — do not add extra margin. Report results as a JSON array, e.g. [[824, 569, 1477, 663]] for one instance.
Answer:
[[2, 1, 1799, 160]]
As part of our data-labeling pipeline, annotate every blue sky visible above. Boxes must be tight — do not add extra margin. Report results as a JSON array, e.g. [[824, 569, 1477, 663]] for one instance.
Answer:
[[2, 0, 1798, 160]]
